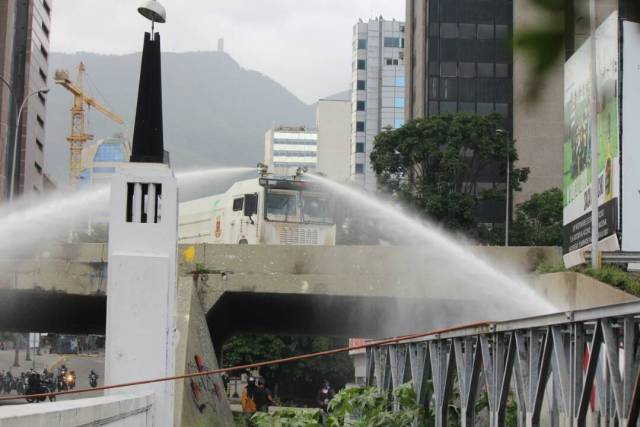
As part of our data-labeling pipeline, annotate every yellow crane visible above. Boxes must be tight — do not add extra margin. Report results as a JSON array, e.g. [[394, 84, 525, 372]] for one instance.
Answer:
[[54, 62, 125, 187]]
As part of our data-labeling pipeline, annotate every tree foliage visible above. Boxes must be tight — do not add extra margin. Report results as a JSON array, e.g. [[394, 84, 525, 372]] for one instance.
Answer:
[[251, 383, 425, 427], [222, 335, 354, 403], [510, 188, 563, 246], [370, 113, 529, 242], [513, 0, 566, 100]]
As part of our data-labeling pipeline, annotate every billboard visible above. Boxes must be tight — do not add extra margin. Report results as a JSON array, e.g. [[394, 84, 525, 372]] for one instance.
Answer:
[[621, 20, 640, 251], [563, 12, 621, 265]]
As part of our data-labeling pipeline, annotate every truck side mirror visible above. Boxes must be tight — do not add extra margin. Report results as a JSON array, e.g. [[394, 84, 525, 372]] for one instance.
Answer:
[[244, 194, 258, 217]]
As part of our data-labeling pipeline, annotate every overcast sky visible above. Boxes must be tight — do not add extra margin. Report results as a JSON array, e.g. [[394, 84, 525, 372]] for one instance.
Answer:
[[50, 1, 405, 104]]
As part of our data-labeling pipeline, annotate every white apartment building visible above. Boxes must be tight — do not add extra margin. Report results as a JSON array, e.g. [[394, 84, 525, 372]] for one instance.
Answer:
[[264, 126, 318, 176], [351, 17, 406, 191], [316, 99, 351, 182]]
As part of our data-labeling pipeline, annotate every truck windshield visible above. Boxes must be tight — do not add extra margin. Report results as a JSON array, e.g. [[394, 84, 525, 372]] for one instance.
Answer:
[[266, 191, 298, 221], [265, 187, 334, 224], [301, 192, 333, 224]]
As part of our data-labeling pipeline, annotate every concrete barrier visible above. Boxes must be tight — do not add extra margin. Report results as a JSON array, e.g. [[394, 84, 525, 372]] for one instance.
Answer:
[[532, 271, 638, 310], [0, 392, 154, 426]]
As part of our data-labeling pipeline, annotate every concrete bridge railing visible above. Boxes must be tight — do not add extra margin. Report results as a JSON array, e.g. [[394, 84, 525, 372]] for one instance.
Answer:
[[0, 392, 155, 426]]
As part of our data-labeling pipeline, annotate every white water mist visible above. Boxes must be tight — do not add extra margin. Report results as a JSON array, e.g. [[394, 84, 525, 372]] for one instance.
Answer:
[[0, 166, 254, 256], [305, 174, 557, 325]]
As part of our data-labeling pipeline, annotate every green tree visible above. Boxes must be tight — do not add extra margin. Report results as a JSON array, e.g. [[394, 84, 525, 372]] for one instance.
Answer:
[[370, 113, 529, 242], [251, 383, 426, 427], [510, 188, 563, 246], [222, 335, 354, 404]]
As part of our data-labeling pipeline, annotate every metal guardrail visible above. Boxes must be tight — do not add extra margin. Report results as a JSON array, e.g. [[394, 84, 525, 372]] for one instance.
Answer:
[[364, 301, 640, 427], [585, 251, 640, 265]]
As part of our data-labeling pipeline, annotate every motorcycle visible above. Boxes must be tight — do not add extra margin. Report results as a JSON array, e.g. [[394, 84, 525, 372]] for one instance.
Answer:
[[89, 372, 98, 388], [42, 374, 57, 402], [3, 374, 13, 394], [56, 373, 67, 392], [16, 374, 26, 395], [25, 373, 47, 403], [64, 371, 76, 390]]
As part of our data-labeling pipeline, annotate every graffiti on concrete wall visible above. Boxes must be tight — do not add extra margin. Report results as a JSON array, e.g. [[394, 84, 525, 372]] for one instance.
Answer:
[[188, 354, 224, 413]]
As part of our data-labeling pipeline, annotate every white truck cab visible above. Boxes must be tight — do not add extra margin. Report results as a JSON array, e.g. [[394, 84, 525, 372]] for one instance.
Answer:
[[179, 176, 336, 245]]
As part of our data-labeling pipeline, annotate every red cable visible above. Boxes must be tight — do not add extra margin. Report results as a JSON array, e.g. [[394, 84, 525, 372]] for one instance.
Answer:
[[0, 320, 490, 402]]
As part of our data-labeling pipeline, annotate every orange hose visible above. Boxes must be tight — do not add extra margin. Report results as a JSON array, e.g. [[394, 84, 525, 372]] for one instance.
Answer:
[[0, 320, 490, 402]]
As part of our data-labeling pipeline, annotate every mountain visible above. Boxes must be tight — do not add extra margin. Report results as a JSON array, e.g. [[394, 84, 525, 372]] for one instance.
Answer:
[[45, 51, 316, 185], [322, 90, 350, 101]]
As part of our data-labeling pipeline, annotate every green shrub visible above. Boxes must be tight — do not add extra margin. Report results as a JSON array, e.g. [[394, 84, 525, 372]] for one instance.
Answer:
[[250, 383, 426, 427]]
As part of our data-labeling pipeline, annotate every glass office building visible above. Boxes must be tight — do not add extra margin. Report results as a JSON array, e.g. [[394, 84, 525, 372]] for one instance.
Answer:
[[350, 17, 405, 191]]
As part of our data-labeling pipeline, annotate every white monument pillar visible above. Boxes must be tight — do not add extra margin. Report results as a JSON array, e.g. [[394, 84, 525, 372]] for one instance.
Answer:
[[105, 162, 178, 426]]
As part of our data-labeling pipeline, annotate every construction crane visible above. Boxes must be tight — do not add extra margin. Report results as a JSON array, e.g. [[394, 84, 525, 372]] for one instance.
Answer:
[[54, 62, 125, 187]]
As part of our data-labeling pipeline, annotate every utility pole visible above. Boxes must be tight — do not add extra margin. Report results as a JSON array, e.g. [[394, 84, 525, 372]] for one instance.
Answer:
[[588, 0, 599, 269], [12, 333, 20, 367], [25, 333, 31, 361], [496, 128, 510, 246]]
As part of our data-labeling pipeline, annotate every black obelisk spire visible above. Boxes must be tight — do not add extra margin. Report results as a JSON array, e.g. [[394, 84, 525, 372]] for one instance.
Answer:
[[130, 32, 164, 163]]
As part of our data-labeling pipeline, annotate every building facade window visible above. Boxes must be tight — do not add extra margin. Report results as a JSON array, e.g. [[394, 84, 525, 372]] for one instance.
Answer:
[[356, 121, 365, 132], [356, 101, 366, 111], [355, 164, 365, 174], [478, 63, 494, 77], [357, 80, 366, 90], [36, 115, 44, 128], [94, 143, 127, 162], [477, 24, 494, 39], [395, 76, 405, 87], [496, 63, 509, 78], [36, 138, 44, 151], [357, 59, 366, 70], [357, 39, 367, 49], [384, 37, 401, 48], [93, 167, 117, 174], [440, 23, 458, 38], [355, 142, 365, 153], [394, 97, 404, 108], [441, 62, 457, 77], [394, 118, 404, 128]]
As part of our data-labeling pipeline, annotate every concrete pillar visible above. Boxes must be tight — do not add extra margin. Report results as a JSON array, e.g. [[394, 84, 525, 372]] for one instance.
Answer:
[[105, 163, 178, 426]]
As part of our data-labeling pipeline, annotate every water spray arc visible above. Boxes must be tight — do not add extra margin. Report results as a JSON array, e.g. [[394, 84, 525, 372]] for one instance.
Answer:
[[304, 173, 557, 316]]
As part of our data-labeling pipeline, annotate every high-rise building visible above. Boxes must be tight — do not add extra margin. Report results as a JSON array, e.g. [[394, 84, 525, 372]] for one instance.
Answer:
[[78, 137, 131, 224], [316, 99, 351, 182], [0, 0, 51, 200], [264, 126, 318, 176], [404, 0, 565, 218], [350, 17, 405, 191], [79, 137, 131, 188]]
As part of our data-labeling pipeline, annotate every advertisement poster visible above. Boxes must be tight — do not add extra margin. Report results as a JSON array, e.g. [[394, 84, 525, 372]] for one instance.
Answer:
[[563, 12, 620, 261], [622, 20, 640, 251]]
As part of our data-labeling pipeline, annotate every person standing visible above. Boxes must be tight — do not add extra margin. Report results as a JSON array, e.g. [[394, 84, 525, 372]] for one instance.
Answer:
[[316, 380, 335, 412], [254, 379, 276, 412], [241, 376, 257, 414]]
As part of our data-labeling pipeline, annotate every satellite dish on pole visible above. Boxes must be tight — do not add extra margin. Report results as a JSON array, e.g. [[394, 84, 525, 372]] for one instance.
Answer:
[[138, 0, 165, 38], [138, 0, 166, 23]]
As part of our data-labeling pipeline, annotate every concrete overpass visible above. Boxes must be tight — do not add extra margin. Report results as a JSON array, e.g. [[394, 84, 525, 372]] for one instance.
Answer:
[[0, 243, 635, 343]]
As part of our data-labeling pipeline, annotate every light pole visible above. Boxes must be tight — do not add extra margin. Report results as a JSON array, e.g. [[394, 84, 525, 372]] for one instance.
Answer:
[[9, 87, 49, 202], [0, 76, 18, 199], [497, 129, 510, 246]]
